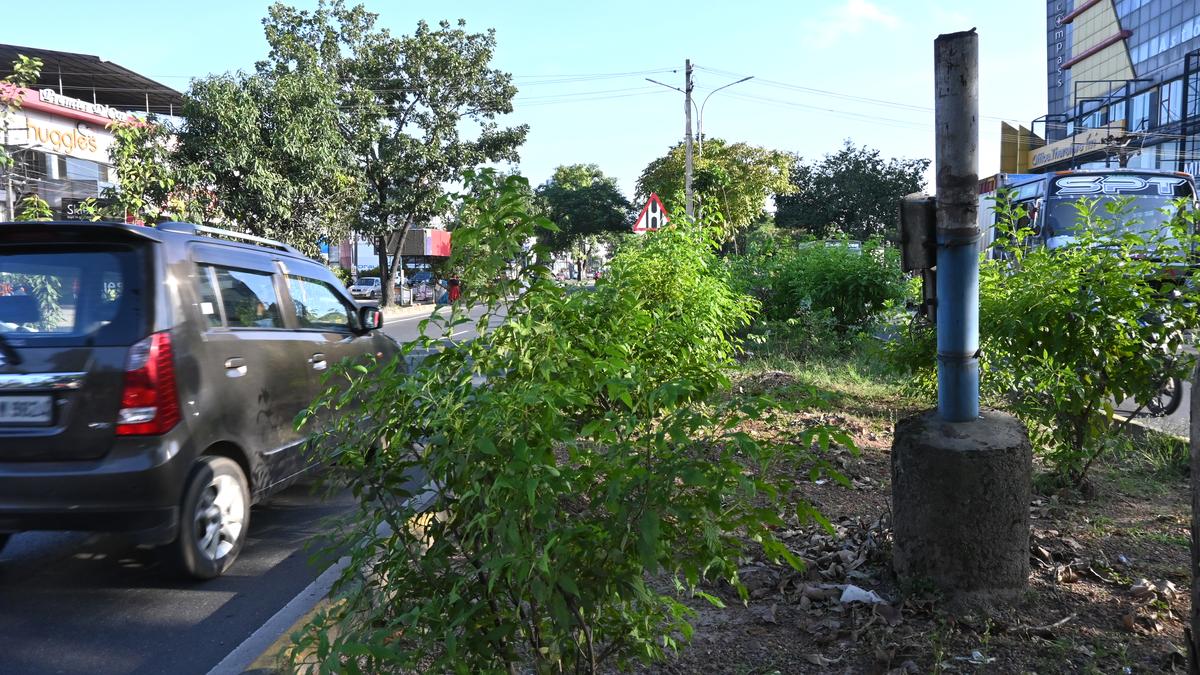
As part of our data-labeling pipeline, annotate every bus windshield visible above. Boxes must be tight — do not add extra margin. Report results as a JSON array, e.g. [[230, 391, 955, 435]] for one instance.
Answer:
[[1044, 173, 1195, 240]]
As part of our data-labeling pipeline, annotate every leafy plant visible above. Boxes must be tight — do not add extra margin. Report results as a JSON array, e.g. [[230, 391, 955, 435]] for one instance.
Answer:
[[0, 54, 43, 177], [290, 170, 846, 674], [16, 194, 52, 221], [733, 231, 905, 351], [888, 191, 1199, 486]]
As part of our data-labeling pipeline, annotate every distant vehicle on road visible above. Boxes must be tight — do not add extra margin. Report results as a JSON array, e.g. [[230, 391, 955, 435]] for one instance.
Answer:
[[0, 221, 398, 579], [979, 169, 1198, 263], [349, 276, 382, 299]]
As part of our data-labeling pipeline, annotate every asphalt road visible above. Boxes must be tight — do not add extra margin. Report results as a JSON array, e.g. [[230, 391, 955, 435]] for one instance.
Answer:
[[380, 302, 499, 344], [0, 304, 498, 675], [1116, 377, 1192, 439], [0, 480, 354, 675]]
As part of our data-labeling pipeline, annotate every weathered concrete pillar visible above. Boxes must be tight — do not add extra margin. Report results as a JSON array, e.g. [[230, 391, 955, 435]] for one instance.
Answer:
[[891, 410, 1032, 603]]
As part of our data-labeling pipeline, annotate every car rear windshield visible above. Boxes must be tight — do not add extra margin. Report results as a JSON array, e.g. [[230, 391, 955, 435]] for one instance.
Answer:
[[0, 244, 149, 346]]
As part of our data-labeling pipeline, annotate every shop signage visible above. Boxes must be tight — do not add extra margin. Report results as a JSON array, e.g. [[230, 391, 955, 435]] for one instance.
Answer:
[[1029, 121, 1124, 169], [37, 89, 129, 122], [16, 110, 113, 164], [0, 83, 138, 127]]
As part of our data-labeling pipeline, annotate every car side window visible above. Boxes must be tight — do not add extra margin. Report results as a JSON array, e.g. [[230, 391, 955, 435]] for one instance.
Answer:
[[211, 266, 284, 329], [286, 275, 356, 331], [195, 266, 225, 328]]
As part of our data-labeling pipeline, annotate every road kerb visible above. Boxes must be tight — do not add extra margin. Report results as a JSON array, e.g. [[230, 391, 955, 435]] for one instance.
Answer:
[[1112, 412, 1189, 443], [381, 302, 438, 322], [207, 485, 440, 675]]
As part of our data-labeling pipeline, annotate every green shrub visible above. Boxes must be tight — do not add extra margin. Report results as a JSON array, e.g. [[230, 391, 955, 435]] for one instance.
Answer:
[[732, 231, 905, 360], [291, 170, 847, 674], [888, 193, 1198, 485], [777, 242, 904, 329]]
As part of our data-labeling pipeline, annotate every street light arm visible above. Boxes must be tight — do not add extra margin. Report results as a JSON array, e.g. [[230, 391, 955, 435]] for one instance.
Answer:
[[645, 78, 684, 95], [700, 76, 754, 113], [646, 78, 700, 118], [697, 76, 753, 155]]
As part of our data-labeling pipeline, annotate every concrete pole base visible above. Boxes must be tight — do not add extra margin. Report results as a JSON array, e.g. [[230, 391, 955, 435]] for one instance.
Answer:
[[891, 410, 1032, 606]]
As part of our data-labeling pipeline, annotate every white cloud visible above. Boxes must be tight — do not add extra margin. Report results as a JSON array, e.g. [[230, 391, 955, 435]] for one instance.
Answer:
[[809, 0, 903, 49]]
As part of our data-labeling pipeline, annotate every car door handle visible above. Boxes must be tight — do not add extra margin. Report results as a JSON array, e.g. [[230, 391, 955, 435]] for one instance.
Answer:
[[224, 357, 247, 378], [309, 353, 327, 371]]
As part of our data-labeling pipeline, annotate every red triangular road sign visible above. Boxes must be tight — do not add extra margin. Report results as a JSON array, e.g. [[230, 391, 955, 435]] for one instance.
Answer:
[[632, 193, 669, 232]]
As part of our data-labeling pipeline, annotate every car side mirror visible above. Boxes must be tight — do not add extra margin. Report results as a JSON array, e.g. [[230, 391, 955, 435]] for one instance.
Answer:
[[359, 306, 383, 331]]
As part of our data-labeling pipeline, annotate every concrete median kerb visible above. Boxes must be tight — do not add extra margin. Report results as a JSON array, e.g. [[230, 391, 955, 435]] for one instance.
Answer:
[[220, 487, 441, 675], [379, 302, 438, 321]]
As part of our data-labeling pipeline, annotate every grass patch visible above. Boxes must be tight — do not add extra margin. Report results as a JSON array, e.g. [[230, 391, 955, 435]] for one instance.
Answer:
[[741, 338, 916, 414], [1125, 527, 1190, 550]]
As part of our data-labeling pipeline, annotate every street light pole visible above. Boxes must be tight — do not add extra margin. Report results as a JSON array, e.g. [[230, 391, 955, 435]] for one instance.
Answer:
[[698, 76, 753, 156], [647, 69, 701, 218], [684, 60, 694, 218]]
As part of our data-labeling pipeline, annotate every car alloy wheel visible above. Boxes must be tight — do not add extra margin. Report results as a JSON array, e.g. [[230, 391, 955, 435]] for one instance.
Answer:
[[170, 456, 250, 579], [195, 473, 246, 561]]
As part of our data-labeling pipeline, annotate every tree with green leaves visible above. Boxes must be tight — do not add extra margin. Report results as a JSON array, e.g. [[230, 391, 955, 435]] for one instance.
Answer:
[[259, 0, 527, 304], [536, 163, 631, 277], [1, 55, 43, 220], [775, 141, 928, 241], [636, 138, 793, 244], [177, 63, 360, 256], [290, 170, 848, 673], [102, 118, 218, 226]]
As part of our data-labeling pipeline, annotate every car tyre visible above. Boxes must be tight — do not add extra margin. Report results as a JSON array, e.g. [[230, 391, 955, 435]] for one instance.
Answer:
[[169, 456, 250, 580], [1147, 376, 1183, 417]]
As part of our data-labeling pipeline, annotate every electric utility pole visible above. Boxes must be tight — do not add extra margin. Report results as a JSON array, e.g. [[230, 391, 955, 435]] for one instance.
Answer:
[[3, 127, 12, 220], [684, 59, 694, 219], [891, 28, 1032, 607]]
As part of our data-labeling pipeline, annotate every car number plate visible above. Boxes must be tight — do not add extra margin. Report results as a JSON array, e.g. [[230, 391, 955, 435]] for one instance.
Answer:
[[0, 395, 53, 424]]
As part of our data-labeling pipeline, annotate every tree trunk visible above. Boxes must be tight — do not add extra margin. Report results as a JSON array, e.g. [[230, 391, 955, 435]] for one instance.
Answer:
[[376, 236, 392, 307], [1189, 360, 1200, 674], [384, 223, 413, 308]]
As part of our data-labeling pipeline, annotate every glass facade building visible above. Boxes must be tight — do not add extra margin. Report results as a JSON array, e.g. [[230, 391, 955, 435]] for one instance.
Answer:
[[1041, 0, 1200, 174]]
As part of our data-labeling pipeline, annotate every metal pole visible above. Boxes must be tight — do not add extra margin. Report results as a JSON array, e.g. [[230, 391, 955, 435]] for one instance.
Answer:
[[684, 59, 694, 219], [934, 29, 980, 422], [3, 128, 12, 221], [698, 76, 754, 157]]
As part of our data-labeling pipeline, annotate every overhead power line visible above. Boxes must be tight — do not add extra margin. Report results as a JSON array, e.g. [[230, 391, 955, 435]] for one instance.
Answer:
[[694, 64, 1033, 125]]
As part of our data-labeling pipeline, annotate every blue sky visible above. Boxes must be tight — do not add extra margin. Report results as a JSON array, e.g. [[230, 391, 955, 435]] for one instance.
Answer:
[[4, 0, 1047, 199]]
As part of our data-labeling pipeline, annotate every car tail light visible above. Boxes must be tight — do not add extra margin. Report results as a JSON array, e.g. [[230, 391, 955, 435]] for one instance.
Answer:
[[116, 332, 181, 436]]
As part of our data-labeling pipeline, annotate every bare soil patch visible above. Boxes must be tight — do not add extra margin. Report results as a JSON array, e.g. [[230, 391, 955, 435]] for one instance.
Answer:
[[636, 372, 1191, 675]]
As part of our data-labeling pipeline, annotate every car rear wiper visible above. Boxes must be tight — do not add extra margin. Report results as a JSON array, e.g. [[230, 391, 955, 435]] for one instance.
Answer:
[[0, 333, 22, 365]]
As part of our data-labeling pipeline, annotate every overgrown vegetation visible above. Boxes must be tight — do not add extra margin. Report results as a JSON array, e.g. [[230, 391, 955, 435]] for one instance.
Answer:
[[290, 171, 848, 674], [732, 226, 906, 361], [888, 192, 1198, 486]]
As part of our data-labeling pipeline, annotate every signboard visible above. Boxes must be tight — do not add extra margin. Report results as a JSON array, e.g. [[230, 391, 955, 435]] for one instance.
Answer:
[[1029, 121, 1125, 169], [1050, 174, 1192, 197], [387, 228, 453, 257], [633, 193, 669, 232], [13, 110, 113, 164], [0, 83, 139, 127]]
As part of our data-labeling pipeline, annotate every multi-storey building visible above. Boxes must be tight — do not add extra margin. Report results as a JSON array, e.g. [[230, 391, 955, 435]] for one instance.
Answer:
[[1034, 0, 1200, 174], [0, 44, 182, 220]]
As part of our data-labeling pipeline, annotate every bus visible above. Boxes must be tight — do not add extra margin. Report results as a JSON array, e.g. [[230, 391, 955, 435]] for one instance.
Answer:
[[978, 169, 1198, 259]]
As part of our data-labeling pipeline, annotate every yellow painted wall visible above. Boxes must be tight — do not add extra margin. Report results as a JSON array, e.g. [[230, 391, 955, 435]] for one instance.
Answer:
[[1069, 0, 1134, 104]]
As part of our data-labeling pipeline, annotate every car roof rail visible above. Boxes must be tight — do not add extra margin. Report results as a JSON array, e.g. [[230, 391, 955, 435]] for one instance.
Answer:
[[156, 222, 302, 255]]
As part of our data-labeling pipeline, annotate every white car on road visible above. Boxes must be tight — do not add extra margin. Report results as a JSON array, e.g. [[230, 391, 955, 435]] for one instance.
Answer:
[[349, 276, 382, 300]]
